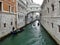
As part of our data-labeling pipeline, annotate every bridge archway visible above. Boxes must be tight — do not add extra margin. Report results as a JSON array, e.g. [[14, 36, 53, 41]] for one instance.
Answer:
[[25, 11, 40, 24]]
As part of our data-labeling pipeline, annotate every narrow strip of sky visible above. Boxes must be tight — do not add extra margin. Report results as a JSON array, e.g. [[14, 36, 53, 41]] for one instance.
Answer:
[[33, 0, 43, 5]]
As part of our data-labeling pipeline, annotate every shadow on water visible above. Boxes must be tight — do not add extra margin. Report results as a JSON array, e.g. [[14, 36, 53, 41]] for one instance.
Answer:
[[40, 25, 58, 45]]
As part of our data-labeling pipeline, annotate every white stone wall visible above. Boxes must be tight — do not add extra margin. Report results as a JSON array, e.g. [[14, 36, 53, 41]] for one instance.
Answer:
[[0, 13, 15, 38], [27, 4, 40, 12], [41, 0, 60, 45], [17, 13, 25, 28], [17, 0, 27, 29]]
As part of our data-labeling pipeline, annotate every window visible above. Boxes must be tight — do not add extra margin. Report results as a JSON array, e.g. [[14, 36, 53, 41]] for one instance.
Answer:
[[9, 6, 11, 12], [51, 4, 54, 11], [4, 23, 6, 27], [11, 22, 13, 25], [47, 8, 49, 13], [52, 23, 53, 28], [0, 2, 2, 11], [40, 13, 42, 16], [59, 1, 60, 3], [59, 1, 60, 14], [58, 25, 60, 32]]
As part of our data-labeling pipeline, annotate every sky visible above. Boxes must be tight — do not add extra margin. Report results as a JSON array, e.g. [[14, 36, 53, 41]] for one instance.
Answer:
[[33, 0, 43, 5]]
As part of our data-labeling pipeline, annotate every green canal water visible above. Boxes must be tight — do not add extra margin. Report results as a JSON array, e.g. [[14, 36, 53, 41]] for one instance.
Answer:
[[0, 21, 58, 45]]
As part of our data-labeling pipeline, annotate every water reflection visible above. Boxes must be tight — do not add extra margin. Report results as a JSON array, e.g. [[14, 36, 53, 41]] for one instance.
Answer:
[[31, 20, 41, 45], [0, 20, 57, 45]]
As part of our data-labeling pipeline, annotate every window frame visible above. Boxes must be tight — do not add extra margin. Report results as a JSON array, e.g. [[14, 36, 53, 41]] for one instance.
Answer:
[[51, 4, 54, 11], [0, 2, 2, 11]]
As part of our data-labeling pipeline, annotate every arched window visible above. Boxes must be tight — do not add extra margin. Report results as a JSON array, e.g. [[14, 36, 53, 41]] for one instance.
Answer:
[[51, 4, 54, 11]]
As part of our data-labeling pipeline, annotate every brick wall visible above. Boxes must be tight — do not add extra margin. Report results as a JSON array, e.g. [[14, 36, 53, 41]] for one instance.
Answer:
[[0, 0, 16, 13]]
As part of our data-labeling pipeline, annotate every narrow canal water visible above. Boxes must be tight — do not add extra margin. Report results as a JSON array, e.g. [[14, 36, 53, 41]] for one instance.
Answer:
[[0, 20, 58, 45]]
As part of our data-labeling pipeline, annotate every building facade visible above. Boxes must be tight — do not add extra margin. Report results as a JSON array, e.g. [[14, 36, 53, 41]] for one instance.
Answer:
[[0, 0, 40, 38], [0, 0, 17, 38], [26, 1, 40, 24], [0, 0, 16, 13], [41, 0, 60, 45], [16, 0, 27, 29]]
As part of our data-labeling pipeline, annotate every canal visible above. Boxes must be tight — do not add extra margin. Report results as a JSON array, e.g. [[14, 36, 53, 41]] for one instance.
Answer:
[[0, 20, 58, 45]]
